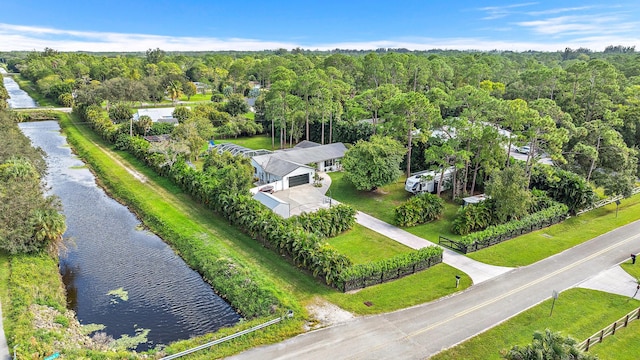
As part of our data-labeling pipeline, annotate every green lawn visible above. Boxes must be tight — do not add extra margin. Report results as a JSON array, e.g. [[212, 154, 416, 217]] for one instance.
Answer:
[[405, 202, 462, 242], [326, 263, 471, 315], [621, 261, 640, 280], [589, 261, 640, 359], [431, 288, 640, 360], [328, 171, 411, 224], [468, 194, 640, 267], [328, 171, 461, 242], [216, 134, 274, 150], [589, 311, 640, 360], [327, 224, 412, 264], [179, 93, 211, 102]]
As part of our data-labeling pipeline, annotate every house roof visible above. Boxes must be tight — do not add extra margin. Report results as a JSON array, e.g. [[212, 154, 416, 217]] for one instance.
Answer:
[[293, 140, 321, 149], [253, 155, 313, 177], [273, 143, 347, 165], [253, 142, 346, 177], [135, 107, 178, 123], [157, 117, 179, 124], [253, 191, 287, 209]]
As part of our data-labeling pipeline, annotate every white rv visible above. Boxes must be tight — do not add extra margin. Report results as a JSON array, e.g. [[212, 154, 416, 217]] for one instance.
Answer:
[[405, 167, 455, 194]]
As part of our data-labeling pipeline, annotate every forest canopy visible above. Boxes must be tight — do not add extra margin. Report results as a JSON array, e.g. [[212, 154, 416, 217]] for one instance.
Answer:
[[3, 47, 639, 196]]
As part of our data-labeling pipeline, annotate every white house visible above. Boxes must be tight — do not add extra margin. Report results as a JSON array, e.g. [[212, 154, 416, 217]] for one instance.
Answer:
[[251, 142, 347, 191], [134, 108, 180, 125]]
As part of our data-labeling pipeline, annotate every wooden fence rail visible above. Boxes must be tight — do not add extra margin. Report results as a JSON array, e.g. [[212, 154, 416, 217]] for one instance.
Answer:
[[576, 194, 624, 215], [576, 186, 640, 215], [578, 307, 640, 352]]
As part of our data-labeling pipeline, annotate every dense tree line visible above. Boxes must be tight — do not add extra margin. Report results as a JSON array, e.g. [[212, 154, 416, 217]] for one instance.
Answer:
[[6, 48, 640, 196], [0, 111, 66, 254]]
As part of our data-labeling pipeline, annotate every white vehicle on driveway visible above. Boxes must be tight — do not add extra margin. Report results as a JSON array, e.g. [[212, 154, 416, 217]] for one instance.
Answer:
[[517, 145, 531, 154]]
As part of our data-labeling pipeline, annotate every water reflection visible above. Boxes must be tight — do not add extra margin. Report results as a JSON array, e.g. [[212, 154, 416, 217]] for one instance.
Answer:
[[1, 68, 38, 108], [19, 121, 240, 351]]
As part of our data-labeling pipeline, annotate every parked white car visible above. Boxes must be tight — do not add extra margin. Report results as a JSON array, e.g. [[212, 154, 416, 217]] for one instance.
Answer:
[[517, 145, 531, 154]]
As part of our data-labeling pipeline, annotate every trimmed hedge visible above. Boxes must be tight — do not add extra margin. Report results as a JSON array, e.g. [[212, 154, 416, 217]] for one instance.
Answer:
[[338, 246, 444, 292], [458, 202, 569, 248], [394, 192, 445, 227]]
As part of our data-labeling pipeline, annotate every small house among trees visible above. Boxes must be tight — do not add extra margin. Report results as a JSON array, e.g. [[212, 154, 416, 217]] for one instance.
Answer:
[[251, 141, 347, 190], [134, 108, 179, 125]]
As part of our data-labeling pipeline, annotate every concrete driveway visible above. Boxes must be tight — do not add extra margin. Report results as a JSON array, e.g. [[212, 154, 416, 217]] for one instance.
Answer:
[[271, 172, 334, 216]]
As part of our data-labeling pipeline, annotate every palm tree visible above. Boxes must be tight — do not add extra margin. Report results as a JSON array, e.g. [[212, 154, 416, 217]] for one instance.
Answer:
[[167, 80, 183, 103], [503, 329, 598, 360], [32, 204, 67, 254]]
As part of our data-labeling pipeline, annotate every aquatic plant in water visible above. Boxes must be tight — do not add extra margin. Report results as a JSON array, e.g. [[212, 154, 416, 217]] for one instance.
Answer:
[[112, 328, 150, 350], [106, 287, 129, 303]]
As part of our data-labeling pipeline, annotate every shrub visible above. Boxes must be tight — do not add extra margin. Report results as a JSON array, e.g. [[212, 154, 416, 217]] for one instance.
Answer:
[[394, 193, 445, 227], [530, 166, 596, 214], [451, 199, 497, 235], [57, 93, 74, 107], [211, 93, 225, 102], [107, 103, 133, 124]]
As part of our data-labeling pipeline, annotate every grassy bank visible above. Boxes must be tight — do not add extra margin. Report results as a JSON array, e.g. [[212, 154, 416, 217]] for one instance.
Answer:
[[431, 288, 640, 360], [2, 252, 136, 359]]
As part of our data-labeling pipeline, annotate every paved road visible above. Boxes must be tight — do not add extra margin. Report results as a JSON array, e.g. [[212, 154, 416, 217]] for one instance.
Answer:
[[229, 220, 640, 360], [13, 107, 72, 113]]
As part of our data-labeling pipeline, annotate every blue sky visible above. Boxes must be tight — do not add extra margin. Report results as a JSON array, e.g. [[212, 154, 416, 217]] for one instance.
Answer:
[[1, 1, 639, 52]]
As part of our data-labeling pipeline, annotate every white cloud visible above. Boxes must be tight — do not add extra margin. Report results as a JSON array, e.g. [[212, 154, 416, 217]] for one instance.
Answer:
[[478, 2, 538, 20], [0, 23, 299, 51], [526, 6, 596, 16], [0, 22, 638, 53], [516, 14, 639, 37]]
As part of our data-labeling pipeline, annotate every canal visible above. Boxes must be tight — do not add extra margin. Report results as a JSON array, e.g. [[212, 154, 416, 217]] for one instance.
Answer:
[[1, 68, 38, 108], [18, 119, 240, 351]]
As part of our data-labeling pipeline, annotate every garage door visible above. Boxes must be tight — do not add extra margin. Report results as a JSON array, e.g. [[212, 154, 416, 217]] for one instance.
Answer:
[[288, 174, 309, 187]]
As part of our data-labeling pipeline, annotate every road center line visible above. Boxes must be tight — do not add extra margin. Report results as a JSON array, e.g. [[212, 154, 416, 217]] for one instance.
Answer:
[[405, 232, 640, 339]]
